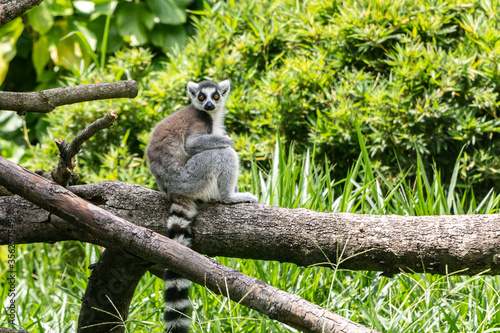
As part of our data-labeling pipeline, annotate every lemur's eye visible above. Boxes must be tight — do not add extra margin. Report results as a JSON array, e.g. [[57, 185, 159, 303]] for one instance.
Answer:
[[213, 93, 220, 101], [198, 94, 205, 101]]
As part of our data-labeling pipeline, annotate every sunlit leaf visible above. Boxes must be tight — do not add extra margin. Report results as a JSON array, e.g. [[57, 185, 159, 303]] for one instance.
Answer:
[[88, 16, 123, 53], [48, 21, 91, 72], [73, 1, 96, 14], [27, 1, 54, 35], [47, 0, 74, 16], [64, 31, 99, 67], [145, 0, 187, 25], [115, 2, 154, 46], [0, 18, 23, 84], [32, 35, 50, 77], [150, 24, 187, 53]]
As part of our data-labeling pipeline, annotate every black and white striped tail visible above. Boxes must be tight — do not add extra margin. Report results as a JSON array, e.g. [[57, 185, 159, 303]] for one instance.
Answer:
[[164, 197, 197, 333]]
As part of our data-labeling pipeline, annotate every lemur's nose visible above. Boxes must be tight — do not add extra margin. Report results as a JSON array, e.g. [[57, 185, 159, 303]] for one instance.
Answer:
[[205, 102, 215, 110]]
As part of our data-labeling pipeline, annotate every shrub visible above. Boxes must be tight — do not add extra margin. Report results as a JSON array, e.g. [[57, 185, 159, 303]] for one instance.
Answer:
[[0, 0, 204, 91], [14, 0, 500, 192]]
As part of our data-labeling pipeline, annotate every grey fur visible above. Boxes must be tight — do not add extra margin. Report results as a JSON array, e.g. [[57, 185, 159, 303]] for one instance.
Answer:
[[146, 80, 257, 333], [146, 80, 257, 204], [146, 80, 257, 332]]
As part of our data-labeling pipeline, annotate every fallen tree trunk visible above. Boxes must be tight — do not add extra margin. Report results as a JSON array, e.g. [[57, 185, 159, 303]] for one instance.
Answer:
[[1, 180, 500, 276], [0, 156, 378, 333]]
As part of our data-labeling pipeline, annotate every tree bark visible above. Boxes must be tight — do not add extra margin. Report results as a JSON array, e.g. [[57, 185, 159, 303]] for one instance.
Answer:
[[77, 249, 152, 333], [0, 0, 43, 26], [0, 81, 138, 114], [2, 180, 500, 276], [0, 156, 378, 333], [0, 328, 30, 333]]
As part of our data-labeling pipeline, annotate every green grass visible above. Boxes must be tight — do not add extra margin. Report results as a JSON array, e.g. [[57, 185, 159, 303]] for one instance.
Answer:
[[2, 138, 500, 332]]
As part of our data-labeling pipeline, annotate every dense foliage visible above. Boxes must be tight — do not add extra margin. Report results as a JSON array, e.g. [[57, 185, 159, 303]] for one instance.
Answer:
[[0, 0, 203, 91], [5, 0, 500, 191]]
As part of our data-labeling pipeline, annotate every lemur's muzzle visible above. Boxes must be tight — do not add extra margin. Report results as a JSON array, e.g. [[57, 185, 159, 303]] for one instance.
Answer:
[[204, 102, 215, 111]]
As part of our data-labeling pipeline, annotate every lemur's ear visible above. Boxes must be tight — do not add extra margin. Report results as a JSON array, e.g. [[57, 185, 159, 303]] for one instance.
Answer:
[[218, 80, 230, 96], [187, 81, 199, 96]]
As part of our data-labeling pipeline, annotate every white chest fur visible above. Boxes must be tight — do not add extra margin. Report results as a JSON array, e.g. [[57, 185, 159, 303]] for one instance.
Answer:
[[210, 110, 226, 136]]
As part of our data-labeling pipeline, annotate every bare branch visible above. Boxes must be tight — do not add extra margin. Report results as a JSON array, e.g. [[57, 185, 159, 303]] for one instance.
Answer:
[[51, 111, 118, 186], [0, 81, 138, 114], [0, 156, 379, 333], [2, 180, 500, 276], [67, 111, 119, 158], [0, 0, 43, 26]]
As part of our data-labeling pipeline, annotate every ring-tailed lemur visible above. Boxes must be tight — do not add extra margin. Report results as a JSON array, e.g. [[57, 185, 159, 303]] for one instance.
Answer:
[[146, 80, 258, 333]]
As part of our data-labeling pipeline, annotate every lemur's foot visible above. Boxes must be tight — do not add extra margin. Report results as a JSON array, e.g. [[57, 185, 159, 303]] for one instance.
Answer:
[[222, 192, 258, 204]]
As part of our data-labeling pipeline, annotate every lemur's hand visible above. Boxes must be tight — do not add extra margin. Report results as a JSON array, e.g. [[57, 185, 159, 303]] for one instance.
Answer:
[[224, 136, 234, 147]]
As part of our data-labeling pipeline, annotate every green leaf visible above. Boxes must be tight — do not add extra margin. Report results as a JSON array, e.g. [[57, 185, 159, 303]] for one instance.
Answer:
[[90, 1, 116, 17], [146, 0, 187, 25], [88, 16, 123, 53], [0, 18, 24, 59], [74, 21, 97, 50], [47, 0, 74, 16], [447, 147, 464, 211], [0, 112, 23, 134], [47, 21, 92, 72], [174, 0, 193, 7], [150, 24, 187, 53], [115, 2, 154, 46], [0, 18, 24, 84], [140, 7, 156, 31], [27, 1, 54, 35], [0, 139, 25, 163], [73, 1, 96, 14], [64, 31, 99, 68], [32, 35, 50, 77], [90, 0, 116, 5]]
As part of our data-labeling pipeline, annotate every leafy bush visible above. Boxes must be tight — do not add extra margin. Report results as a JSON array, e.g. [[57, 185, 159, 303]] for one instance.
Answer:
[[0, 0, 204, 91], [10, 0, 500, 192]]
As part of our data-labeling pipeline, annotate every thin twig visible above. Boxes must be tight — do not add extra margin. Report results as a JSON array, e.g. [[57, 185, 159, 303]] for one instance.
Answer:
[[67, 111, 118, 158], [51, 111, 118, 186]]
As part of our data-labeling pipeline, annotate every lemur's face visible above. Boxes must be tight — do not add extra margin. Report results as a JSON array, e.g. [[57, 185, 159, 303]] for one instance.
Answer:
[[188, 80, 230, 113]]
